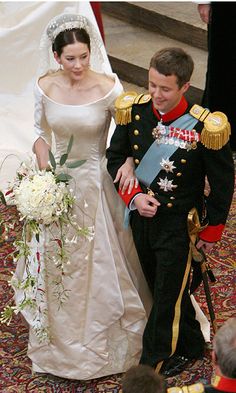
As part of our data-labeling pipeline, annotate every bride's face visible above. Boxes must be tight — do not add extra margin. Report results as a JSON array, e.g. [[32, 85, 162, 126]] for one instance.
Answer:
[[55, 41, 90, 81]]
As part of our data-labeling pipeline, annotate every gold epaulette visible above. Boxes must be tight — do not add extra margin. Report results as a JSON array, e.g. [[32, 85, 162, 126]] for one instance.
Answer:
[[135, 93, 152, 105], [190, 104, 231, 150], [115, 92, 151, 125], [168, 383, 205, 393]]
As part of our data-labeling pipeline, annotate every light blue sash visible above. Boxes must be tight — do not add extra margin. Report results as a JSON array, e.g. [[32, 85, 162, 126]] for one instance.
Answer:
[[124, 113, 199, 227], [135, 113, 198, 186]]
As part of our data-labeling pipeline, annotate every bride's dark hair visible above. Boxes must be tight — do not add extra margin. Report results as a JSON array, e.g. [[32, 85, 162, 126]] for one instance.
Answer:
[[52, 28, 90, 56]]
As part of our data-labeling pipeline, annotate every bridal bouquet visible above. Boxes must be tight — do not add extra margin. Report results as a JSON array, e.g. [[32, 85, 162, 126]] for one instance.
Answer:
[[0, 136, 93, 340], [13, 170, 72, 226]]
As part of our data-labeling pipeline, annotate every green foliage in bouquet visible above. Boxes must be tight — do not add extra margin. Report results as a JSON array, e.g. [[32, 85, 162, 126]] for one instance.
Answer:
[[49, 135, 85, 183]]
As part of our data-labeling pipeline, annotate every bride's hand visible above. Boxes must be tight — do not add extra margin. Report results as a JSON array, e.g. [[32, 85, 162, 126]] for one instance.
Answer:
[[114, 157, 139, 195]]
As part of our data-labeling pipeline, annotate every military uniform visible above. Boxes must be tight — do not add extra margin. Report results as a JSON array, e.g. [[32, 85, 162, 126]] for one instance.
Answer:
[[168, 375, 236, 393], [106, 92, 234, 369]]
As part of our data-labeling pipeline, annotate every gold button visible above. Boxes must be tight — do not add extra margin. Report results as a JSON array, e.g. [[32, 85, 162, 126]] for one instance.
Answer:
[[134, 129, 139, 136], [170, 196, 175, 200], [177, 172, 182, 177], [133, 144, 139, 150], [167, 203, 173, 208], [135, 114, 140, 120], [134, 159, 140, 164], [181, 159, 187, 164]]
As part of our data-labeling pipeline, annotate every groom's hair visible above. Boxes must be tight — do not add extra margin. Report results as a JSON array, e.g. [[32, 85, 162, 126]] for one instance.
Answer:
[[150, 47, 194, 88]]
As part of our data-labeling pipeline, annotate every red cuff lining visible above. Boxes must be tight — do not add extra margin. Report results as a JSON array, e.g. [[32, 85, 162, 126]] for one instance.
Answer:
[[199, 224, 224, 242], [118, 185, 143, 207]]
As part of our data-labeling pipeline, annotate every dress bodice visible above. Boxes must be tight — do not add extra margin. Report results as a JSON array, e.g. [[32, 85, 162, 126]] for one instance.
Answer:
[[34, 73, 123, 161]]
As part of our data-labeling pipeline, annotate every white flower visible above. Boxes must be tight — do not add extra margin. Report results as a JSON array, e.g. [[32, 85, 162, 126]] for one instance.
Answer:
[[8, 272, 18, 288], [86, 226, 95, 242]]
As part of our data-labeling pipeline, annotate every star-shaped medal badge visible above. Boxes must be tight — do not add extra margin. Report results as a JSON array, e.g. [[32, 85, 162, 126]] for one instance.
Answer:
[[160, 158, 176, 173], [157, 177, 177, 192]]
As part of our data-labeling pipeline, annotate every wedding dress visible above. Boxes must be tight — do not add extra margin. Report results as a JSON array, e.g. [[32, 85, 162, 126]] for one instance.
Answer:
[[14, 72, 151, 380]]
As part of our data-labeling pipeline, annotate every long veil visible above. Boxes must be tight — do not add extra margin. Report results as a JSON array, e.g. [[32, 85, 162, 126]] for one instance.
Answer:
[[0, 1, 112, 190]]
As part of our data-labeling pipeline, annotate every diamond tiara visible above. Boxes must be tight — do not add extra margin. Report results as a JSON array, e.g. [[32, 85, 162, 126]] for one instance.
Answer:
[[46, 14, 91, 43]]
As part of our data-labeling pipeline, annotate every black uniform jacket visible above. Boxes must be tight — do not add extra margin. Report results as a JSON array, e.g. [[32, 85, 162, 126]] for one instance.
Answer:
[[106, 94, 235, 243]]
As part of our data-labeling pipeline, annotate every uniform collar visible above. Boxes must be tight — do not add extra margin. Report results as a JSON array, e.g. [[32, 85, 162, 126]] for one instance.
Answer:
[[152, 96, 188, 123], [211, 374, 236, 393]]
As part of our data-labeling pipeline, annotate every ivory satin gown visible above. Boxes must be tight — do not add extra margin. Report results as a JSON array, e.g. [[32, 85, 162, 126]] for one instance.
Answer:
[[14, 73, 151, 380]]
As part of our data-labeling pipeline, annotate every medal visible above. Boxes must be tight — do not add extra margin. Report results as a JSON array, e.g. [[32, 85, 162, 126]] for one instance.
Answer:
[[191, 141, 198, 149], [152, 120, 166, 140], [179, 141, 186, 149]]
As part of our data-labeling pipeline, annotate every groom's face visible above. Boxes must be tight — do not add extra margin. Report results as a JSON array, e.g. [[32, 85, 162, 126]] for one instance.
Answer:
[[148, 67, 190, 114]]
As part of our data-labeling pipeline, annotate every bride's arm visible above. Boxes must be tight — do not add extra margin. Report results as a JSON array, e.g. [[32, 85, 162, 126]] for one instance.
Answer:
[[33, 82, 52, 170]]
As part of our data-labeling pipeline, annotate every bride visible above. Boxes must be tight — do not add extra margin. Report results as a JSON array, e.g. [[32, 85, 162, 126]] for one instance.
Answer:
[[12, 11, 151, 380]]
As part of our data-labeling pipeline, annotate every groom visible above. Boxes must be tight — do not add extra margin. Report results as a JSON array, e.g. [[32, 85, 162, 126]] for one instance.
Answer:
[[106, 47, 234, 377]]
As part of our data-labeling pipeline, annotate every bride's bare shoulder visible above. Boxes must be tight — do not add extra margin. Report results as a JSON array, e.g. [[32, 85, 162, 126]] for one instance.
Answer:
[[95, 72, 116, 95], [38, 70, 61, 92], [101, 73, 116, 88]]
